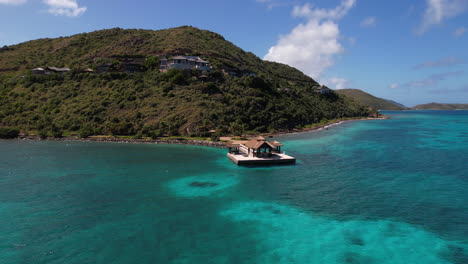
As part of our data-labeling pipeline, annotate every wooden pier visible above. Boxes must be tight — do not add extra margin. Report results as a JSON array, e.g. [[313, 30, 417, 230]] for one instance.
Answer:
[[227, 152, 296, 165]]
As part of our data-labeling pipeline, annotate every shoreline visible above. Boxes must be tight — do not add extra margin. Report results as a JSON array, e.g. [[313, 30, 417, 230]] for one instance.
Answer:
[[10, 117, 387, 148], [266, 117, 387, 138], [14, 136, 228, 148]]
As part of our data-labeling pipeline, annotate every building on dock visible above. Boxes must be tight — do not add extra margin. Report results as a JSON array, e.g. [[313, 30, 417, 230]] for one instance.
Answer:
[[244, 136, 276, 158], [227, 136, 295, 165]]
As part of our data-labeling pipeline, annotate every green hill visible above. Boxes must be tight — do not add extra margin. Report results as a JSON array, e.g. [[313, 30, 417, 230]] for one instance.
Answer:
[[0, 26, 378, 137], [335, 89, 407, 110], [411, 103, 468, 110]]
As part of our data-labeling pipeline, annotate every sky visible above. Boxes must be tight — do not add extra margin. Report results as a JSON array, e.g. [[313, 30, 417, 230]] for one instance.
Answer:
[[0, 0, 467, 106]]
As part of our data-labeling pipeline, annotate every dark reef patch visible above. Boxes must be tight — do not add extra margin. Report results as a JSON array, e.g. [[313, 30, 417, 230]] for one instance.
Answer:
[[350, 236, 365, 246], [344, 231, 365, 246], [439, 245, 468, 264], [343, 252, 375, 264], [189, 181, 219, 188]]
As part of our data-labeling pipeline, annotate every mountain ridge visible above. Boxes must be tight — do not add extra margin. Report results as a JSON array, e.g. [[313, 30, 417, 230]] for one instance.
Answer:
[[335, 89, 407, 110]]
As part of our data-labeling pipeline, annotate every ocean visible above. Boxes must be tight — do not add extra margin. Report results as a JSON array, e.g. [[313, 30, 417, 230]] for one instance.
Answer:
[[0, 110, 467, 263]]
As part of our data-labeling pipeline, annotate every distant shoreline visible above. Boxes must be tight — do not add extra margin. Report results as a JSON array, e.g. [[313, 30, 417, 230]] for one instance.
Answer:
[[9, 117, 388, 148]]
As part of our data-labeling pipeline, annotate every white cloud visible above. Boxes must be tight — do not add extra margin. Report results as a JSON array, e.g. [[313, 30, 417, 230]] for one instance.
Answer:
[[43, 0, 86, 17], [0, 0, 86, 16], [292, 0, 356, 21], [256, 0, 290, 10], [0, 0, 27, 5], [360, 16, 376, 27], [327, 77, 349, 90], [453, 26, 466, 36], [389, 83, 399, 89], [264, 0, 356, 79], [418, 0, 468, 34]]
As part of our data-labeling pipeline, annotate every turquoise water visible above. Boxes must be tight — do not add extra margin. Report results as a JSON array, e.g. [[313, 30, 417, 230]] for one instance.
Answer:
[[1, 110, 467, 263]]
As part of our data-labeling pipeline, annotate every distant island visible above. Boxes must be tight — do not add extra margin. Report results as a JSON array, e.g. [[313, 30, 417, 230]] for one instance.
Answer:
[[0, 26, 378, 139], [411, 103, 468, 110], [335, 89, 408, 110]]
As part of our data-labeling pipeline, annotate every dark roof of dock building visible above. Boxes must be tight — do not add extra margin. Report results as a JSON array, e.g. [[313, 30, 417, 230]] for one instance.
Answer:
[[244, 136, 276, 150], [271, 141, 283, 147]]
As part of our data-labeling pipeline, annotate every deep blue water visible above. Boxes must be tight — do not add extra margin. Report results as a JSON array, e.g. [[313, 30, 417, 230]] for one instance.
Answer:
[[1, 110, 467, 263]]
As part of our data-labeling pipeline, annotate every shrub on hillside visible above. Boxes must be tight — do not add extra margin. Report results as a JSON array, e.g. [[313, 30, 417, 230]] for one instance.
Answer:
[[79, 125, 94, 138], [0, 127, 20, 138], [38, 130, 48, 139]]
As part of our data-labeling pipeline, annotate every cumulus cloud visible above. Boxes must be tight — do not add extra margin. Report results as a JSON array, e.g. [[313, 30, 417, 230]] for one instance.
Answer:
[[326, 77, 350, 89], [0, 0, 27, 5], [418, 0, 468, 34], [413, 56, 465, 69], [453, 26, 466, 36], [43, 0, 86, 17], [0, 0, 86, 16], [291, 0, 356, 20], [264, 0, 356, 79], [405, 71, 464, 87], [389, 83, 399, 89], [360, 16, 376, 27], [256, 0, 290, 10]]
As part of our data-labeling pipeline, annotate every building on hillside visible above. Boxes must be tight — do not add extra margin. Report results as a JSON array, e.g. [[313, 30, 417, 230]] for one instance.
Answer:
[[32, 68, 45, 74], [96, 63, 114, 73], [121, 62, 143, 73], [159, 55, 211, 72], [44, 67, 70, 74], [317, 85, 332, 94], [118, 57, 145, 73]]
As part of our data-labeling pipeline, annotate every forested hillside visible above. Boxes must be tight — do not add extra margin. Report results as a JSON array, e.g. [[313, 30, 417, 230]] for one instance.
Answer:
[[0, 26, 378, 137], [336, 89, 407, 110]]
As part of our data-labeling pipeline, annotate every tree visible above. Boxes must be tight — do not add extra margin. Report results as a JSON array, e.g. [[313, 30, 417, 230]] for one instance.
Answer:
[[79, 124, 94, 138], [144, 56, 160, 71]]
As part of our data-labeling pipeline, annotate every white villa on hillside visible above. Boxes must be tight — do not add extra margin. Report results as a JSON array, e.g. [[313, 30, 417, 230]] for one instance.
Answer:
[[31, 67, 70, 75], [160, 56, 211, 72]]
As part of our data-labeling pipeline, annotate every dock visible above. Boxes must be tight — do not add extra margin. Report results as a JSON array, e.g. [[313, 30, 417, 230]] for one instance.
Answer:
[[227, 152, 296, 165], [226, 136, 296, 165]]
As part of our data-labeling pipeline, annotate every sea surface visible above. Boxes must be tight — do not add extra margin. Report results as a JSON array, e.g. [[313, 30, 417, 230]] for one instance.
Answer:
[[1, 110, 467, 264]]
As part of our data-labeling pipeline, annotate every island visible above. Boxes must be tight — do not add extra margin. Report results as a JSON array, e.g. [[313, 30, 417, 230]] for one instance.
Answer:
[[411, 103, 468, 110]]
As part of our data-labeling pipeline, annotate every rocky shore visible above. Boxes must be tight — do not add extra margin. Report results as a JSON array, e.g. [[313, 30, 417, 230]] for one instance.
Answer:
[[17, 136, 228, 148], [13, 117, 388, 148]]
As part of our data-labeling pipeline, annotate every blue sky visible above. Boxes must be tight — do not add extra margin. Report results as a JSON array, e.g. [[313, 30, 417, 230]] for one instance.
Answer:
[[1, 0, 467, 106]]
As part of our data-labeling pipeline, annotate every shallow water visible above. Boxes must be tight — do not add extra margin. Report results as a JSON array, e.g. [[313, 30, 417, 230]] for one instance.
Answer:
[[1, 110, 467, 263]]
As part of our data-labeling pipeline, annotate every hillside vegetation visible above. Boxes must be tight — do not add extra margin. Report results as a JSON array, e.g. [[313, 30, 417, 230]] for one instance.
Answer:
[[0, 26, 378, 137], [336, 89, 407, 110], [411, 103, 468, 110]]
